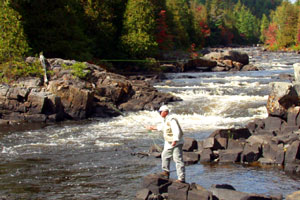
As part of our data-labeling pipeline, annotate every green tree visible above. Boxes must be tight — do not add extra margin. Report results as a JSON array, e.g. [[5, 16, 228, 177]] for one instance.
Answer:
[[0, 0, 30, 63], [165, 0, 191, 48], [80, 0, 126, 59], [271, 1, 298, 47], [260, 14, 270, 43], [234, 2, 259, 43], [11, 0, 92, 61], [120, 0, 158, 58]]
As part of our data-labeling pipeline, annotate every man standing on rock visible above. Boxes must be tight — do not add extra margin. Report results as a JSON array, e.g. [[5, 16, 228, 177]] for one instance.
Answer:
[[148, 105, 185, 183]]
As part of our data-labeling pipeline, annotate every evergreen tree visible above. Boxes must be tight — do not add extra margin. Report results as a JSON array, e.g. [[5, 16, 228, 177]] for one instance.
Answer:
[[260, 14, 270, 43], [165, 0, 191, 48], [120, 0, 158, 58], [0, 0, 30, 63], [234, 2, 259, 43], [11, 0, 92, 61], [80, 0, 126, 59]]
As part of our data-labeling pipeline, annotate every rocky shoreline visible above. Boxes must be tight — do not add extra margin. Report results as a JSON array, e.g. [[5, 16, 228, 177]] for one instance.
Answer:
[[135, 64, 300, 200], [0, 50, 258, 127]]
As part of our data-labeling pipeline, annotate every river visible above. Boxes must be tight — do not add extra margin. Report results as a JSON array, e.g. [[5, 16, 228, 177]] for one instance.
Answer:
[[0, 47, 299, 199]]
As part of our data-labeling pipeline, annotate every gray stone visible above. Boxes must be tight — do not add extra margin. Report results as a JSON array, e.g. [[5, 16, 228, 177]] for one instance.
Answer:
[[219, 149, 243, 163], [183, 152, 199, 165], [242, 143, 262, 163], [183, 137, 198, 152], [285, 141, 300, 163], [293, 63, 300, 82], [168, 181, 190, 200], [135, 188, 151, 200], [188, 183, 213, 200]]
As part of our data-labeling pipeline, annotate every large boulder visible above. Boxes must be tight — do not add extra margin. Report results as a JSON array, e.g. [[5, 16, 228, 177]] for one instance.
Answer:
[[47, 80, 93, 119], [266, 82, 296, 118], [204, 50, 249, 65]]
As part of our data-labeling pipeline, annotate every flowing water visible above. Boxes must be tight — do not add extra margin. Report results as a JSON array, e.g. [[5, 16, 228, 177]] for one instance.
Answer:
[[1, 47, 300, 199]]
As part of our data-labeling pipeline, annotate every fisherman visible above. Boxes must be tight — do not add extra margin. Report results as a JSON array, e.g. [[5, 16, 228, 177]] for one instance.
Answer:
[[148, 105, 185, 183]]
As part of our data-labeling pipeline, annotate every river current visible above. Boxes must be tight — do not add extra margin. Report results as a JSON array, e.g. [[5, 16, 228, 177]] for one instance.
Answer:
[[0, 47, 300, 199]]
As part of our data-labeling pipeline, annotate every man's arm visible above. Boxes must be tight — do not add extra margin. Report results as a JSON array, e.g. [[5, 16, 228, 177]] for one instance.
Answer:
[[170, 119, 180, 146]]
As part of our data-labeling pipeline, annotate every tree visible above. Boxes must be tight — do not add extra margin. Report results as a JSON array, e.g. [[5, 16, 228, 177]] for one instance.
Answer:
[[80, 0, 126, 59], [165, 0, 191, 48], [260, 14, 270, 43], [11, 0, 92, 61], [234, 2, 259, 43], [0, 0, 30, 63], [120, 0, 158, 58], [189, 0, 210, 47], [271, 1, 298, 47]]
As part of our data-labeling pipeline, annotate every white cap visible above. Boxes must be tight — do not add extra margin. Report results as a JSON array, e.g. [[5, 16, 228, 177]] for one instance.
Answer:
[[159, 105, 169, 112]]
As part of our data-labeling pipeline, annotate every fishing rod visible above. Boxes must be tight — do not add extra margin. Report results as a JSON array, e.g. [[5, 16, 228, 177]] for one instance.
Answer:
[[108, 103, 163, 152]]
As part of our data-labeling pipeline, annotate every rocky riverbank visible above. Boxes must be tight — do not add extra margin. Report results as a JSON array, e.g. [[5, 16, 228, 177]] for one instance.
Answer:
[[135, 63, 300, 200], [0, 49, 259, 127], [0, 58, 180, 126]]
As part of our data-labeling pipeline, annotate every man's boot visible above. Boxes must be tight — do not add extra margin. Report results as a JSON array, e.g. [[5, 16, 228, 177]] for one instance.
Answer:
[[158, 171, 169, 179]]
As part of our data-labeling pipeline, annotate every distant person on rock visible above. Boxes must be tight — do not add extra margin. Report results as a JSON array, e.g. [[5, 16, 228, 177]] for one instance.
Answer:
[[147, 105, 185, 183]]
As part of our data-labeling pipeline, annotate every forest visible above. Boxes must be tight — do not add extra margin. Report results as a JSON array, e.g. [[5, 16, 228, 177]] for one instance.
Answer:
[[1, 0, 300, 67]]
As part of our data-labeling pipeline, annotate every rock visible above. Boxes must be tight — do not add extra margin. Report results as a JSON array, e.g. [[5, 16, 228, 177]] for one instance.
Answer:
[[241, 64, 259, 71], [204, 50, 249, 65], [183, 152, 199, 165], [183, 137, 198, 152], [47, 80, 93, 119], [293, 63, 300, 82], [168, 181, 190, 200], [241, 143, 262, 163], [200, 149, 213, 163], [246, 135, 272, 146], [287, 107, 300, 126], [284, 162, 300, 173], [227, 139, 245, 150], [210, 128, 251, 140], [135, 188, 151, 200], [219, 149, 243, 163], [142, 174, 171, 195], [286, 190, 300, 200], [188, 183, 213, 200], [262, 143, 285, 165], [266, 82, 294, 118], [212, 184, 236, 190], [203, 137, 222, 150], [210, 187, 276, 200], [263, 116, 284, 133], [285, 141, 300, 163], [184, 58, 217, 72]]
